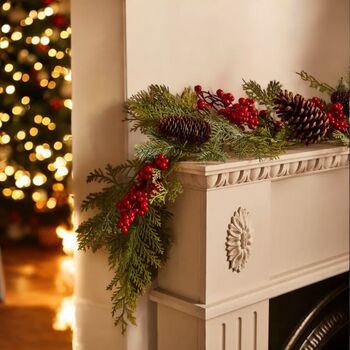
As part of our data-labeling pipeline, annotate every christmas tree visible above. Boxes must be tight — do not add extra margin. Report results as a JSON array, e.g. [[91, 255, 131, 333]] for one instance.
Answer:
[[0, 0, 71, 238]]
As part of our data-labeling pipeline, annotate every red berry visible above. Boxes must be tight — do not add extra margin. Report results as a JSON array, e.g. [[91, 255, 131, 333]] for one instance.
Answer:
[[216, 89, 224, 98], [327, 102, 348, 133], [218, 108, 226, 115], [157, 160, 168, 170], [334, 102, 343, 111], [223, 99, 231, 107], [197, 99, 206, 110], [194, 85, 202, 93], [275, 121, 284, 130], [53, 15, 66, 27], [224, 93, 234, 102], [50, 98, 63, 110]]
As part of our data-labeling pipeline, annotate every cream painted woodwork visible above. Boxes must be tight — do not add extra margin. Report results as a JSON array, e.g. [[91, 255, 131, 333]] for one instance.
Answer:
[[151, 145, 349, 350], [71, 1, 156, 349]]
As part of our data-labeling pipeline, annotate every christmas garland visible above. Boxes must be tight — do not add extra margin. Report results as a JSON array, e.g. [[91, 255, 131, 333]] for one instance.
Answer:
[[77, 72, 349, 333]]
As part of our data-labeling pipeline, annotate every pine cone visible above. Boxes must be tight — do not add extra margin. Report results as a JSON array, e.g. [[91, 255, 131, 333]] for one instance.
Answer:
[[331, 90, 349, 117], [274, 90, 329, 145], [158, 116, 210, 144]]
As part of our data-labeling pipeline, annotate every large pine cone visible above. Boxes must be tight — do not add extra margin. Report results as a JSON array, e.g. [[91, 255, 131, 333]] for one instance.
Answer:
[[331, 90, 349, 117], [158, 116, 210, 144], [274, 90, 329, 145]]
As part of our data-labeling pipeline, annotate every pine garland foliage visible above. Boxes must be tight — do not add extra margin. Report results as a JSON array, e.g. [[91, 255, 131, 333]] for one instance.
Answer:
[[128, 85, 291, 161], [77, 76, 349, 334], [331, 130, 350, 147], [242, 79, 282, 111], [125, 85, 196, 133]]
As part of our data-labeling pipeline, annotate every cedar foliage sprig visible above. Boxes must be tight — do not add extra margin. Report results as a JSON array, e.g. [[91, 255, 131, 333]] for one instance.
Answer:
[[77, 160, 178, 333], [242, 79, 282, 111], [296, 70, 335, 95]]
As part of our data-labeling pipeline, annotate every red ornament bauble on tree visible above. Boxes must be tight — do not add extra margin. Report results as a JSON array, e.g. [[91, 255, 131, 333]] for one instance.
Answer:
[[50, 97, 63, 110], [30, 68, 40, 85], [37, 44, 49, 53], [43, 0, 55, 5], [53, 15, 66, 27]]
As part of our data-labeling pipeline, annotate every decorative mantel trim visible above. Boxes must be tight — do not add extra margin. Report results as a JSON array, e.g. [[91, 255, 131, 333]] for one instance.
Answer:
[[226, 207, 252, 273], [176, 145, 349, 190]]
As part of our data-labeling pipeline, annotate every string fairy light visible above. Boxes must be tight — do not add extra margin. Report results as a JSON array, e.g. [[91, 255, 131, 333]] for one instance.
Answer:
[[0, 0, 71, 227]]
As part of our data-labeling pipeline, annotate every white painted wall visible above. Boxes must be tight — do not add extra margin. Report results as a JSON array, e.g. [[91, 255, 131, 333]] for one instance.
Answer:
[[126, 0, 349, 154]]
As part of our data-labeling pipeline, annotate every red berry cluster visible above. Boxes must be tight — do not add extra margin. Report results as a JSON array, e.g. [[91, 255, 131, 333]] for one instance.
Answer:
[[116, 187, 149, 233], [153, 153, 169, 170], [116, 154, 169, 234], [219, 97, 259, 130], [310, 97, 325, 110], [194, 85, 259, 130], [327, 102, 349, 134]]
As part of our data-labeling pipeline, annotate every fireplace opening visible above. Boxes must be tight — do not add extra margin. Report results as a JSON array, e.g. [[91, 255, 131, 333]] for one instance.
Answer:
[[269, 272, 349, 350]]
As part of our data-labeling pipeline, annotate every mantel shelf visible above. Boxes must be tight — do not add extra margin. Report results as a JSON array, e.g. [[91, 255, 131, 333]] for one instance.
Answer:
[[176, 145, 349, 190]]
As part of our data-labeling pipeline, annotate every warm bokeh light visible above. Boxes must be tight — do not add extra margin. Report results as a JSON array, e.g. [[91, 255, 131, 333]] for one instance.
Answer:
[[53, 296, 76, 331], [56, 226, 78, 255]]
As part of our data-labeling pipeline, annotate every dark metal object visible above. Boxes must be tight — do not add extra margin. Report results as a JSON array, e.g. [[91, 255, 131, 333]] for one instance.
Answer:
[[284, 283, 349, 350]]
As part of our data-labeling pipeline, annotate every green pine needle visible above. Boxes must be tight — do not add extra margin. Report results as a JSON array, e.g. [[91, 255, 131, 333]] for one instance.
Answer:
[[242, 79, 282, 110], [296, 70, 335, 95]]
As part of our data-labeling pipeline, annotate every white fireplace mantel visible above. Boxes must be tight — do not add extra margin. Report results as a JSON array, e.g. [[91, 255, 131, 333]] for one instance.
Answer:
[[150, 145, 349, 350]]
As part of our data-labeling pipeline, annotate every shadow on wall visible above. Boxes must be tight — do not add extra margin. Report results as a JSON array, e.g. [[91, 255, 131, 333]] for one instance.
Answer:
[[300, 0, 349, 90]]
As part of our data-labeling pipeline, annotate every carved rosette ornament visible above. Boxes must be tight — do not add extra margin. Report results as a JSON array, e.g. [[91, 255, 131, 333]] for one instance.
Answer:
[[226, 207, 252, 272]]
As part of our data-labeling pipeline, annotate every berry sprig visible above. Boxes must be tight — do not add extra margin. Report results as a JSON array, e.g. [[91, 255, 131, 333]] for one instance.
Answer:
[[194, 85, 259, 130], [309, 97, 325, 110], [116, 187, 149, 233], [327, 102, 349, 134], [153, 153, 169, 170], [257, 109, 284, 131], [309, 97, 348, 134], [116, 154, 169, 234]]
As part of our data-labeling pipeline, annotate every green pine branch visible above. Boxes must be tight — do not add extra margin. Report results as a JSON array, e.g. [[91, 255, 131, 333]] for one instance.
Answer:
[[134, 137, 185, 162], [296, 70, 335, 95], [242, 79, 282, 110], [330, 131, 350, 147], [125, 85, 197, 134], [77, 209, 118, 252], [228, 128, 294, 160], [107, 207, 171, 333], [86, 160, 140, 184]]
